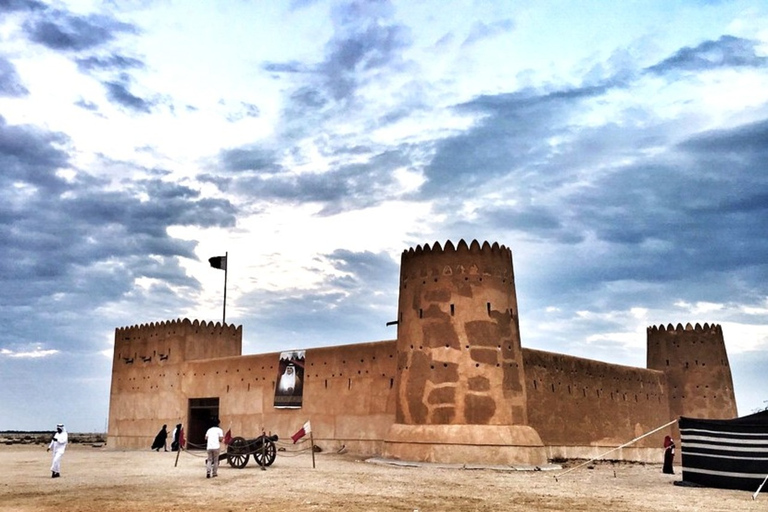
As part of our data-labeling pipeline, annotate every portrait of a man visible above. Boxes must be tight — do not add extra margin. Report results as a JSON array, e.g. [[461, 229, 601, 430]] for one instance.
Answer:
[[274, 351, 305, 408]]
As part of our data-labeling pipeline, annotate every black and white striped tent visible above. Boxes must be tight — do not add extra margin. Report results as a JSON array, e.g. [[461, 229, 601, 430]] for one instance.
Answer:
[[680, 410, 768, 492]]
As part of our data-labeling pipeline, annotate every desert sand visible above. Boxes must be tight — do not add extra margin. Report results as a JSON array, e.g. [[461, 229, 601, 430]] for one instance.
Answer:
[[1, 443, 763, 512]]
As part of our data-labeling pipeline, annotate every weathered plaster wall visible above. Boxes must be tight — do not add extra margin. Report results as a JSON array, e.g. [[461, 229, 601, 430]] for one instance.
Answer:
[[524, 348, 672, 460], [109, 335, 400, 452], [181, 341, 398, 455], [107, 320, 731, 462]]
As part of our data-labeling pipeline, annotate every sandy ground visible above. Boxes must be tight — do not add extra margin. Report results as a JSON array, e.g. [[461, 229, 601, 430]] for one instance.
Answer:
[[1, 443, 764, 512]]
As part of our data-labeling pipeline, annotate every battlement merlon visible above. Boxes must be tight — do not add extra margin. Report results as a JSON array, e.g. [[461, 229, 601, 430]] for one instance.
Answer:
[[113, 318, 242, 364]]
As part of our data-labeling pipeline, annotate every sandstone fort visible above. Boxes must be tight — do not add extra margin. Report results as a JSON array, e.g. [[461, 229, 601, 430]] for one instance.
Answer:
[[108, 239, 737, 465]]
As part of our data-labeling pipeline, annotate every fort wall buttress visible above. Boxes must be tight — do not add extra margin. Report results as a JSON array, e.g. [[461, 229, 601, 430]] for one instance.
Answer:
[[647, 323, 737, 421], [524, 348, 671, 458]]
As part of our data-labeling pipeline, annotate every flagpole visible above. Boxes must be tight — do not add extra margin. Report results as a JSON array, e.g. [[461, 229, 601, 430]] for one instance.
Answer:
[[222, 251, 228, 324]]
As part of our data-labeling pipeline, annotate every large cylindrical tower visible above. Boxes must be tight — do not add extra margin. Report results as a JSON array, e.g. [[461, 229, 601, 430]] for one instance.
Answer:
[[382, 239, 545, 465]]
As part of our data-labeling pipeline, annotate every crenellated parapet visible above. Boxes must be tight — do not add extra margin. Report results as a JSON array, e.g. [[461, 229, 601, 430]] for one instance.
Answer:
[[647, 322, 721, 334], [113, 318, 242, 366], [400, 239, 514, 284], [401, 239, 512, 259], [116, 318, 241, 339]]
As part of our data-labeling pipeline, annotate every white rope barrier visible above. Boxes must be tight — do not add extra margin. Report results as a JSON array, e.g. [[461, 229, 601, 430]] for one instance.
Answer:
[[274, 436, 315, 456], [554, 418, 678, 481]]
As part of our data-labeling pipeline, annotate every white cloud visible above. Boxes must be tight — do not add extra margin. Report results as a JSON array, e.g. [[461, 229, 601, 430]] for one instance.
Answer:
[[674, 301, 725, 315], [1, 348, 60, 359]]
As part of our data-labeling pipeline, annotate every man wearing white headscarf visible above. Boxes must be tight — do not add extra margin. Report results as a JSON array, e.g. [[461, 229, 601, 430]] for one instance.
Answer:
[[277, 363, 301, 395], [47, 423, 68, 478]]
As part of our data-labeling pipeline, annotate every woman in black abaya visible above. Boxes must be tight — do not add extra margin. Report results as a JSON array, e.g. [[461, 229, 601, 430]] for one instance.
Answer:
[[663, 435, 675, 474], [151, 424, 168, 452]]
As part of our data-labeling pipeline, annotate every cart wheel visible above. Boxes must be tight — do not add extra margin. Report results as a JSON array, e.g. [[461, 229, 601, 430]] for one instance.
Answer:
[[253, 439, 277, 467], [227, 437, 250, 468]]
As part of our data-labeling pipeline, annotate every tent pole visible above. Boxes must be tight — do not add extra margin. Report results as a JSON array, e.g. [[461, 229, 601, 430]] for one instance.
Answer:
[[555, 419, 678, 481], [753, 473, 768, 500]]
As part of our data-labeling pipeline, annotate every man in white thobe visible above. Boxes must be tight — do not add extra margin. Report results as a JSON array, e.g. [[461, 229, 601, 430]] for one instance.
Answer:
[[47, 423, 68, 478]]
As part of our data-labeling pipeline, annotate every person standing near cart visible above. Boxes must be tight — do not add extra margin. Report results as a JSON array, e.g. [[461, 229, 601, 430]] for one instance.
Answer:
[[47, 423, 68, 478], [205, 418, 224, 478]]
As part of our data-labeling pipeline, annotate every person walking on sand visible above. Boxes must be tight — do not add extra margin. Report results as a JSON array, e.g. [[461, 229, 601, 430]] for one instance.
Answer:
[[205, 418, 224, 478], [151, 424, 168, 451], [171, 423, 182, 451], [47, 423, 68, 478]]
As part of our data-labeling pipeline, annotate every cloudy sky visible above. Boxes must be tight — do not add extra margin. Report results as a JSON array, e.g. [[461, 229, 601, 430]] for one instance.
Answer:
[[2, 0, 768, 432]]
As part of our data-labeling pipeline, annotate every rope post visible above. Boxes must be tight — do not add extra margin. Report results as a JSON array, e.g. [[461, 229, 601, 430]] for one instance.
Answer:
[[174, 447, 181, 467], [261, 429, 267, 471], [310, 431, 316, 469]]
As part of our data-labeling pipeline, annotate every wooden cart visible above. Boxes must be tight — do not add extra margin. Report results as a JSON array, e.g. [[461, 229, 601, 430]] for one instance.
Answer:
[[223, 434, 279, 468]]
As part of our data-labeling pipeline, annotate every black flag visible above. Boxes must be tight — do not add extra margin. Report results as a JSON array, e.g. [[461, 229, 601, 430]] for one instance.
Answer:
[[209, 255, 227, 271]]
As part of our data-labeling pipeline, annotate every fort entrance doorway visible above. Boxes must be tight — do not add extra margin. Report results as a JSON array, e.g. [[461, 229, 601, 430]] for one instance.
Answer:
[[187, 397, 219, 448]]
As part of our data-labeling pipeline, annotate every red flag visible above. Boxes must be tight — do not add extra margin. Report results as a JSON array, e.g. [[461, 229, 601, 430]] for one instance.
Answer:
[[179, 427, 186, 449], [291, 420, 311, 444], [223, 429, 232, 445]]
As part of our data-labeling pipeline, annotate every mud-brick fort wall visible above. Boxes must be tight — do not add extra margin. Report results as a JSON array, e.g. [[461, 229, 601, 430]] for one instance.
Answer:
[[108, 318, 736, 459], [108, 324, 399, 452], [182, 341, 398, 454], [524, 348, 671, 459]]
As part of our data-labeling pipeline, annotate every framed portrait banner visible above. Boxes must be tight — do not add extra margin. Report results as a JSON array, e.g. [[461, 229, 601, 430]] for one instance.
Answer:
[[274, 350, 305, 408]]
